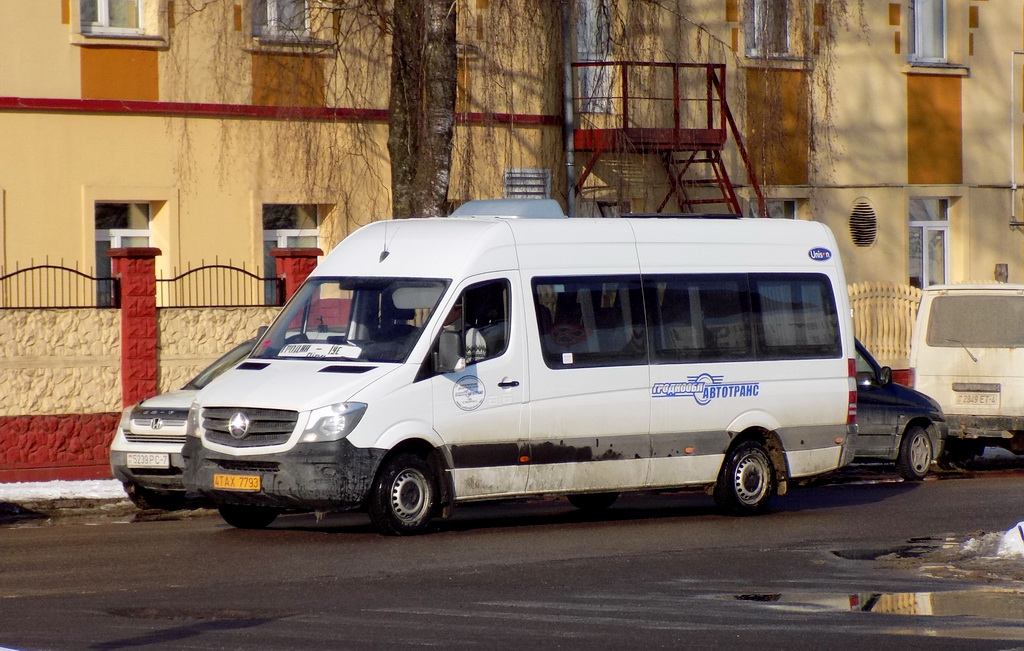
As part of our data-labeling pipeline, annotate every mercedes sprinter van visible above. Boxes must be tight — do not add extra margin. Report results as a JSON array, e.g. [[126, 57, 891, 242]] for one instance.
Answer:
[[183, 204, 857, 534]]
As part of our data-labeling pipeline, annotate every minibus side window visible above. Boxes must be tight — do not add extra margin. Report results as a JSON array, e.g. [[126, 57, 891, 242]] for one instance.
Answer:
[[749, 274, 840, 359], [646, 274, 753, 363], [532, 275, 646, 368], [448, 279, 511, 364]]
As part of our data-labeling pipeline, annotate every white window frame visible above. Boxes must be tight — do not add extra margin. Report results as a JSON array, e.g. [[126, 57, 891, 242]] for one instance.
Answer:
[[744, 0, 791, 58], [576, 0, 612, 114], [909, 198, 950, 288], [503, 169, 552, 200], [252, 0, 311, 41], [749, 198, 798, 219], [94, 201, 152, 305], [910, 0, 946, 63], [80, 0, 145, 36]]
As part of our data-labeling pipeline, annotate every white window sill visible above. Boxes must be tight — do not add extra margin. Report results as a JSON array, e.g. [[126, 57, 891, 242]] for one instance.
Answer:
[[246, 36, 335, 54], [903, 62, 969, 77], [73, 32, 168, 49]]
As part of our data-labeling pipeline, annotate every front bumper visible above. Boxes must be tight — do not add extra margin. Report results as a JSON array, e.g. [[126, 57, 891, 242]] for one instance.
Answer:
[[181, 437, 387, 511], [110, 451, 186, 493]]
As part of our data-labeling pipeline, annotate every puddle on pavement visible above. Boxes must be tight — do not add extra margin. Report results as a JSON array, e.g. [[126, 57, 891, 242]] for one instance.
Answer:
[[733, 588, 1024, 619]]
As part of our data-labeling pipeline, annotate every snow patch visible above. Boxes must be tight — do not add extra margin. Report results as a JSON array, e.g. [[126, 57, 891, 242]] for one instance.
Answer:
[[963, 521, 1024, 559], [0, 479, 126, 501]]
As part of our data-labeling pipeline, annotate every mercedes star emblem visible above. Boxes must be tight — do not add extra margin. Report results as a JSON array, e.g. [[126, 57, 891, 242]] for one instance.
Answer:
[[228, 412, 250, 439]]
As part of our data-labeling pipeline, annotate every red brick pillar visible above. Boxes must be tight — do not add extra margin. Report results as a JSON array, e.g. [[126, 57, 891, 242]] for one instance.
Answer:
[[108, 247, 161, 408], [271, 247, 323, 301]]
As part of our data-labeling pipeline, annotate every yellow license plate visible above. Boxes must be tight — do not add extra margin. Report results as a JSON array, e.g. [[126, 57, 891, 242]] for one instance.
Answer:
[[213, 473, 261, 491]]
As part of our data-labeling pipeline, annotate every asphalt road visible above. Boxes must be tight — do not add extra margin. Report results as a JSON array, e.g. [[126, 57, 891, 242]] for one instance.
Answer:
[[1, 466, 1023, 650]]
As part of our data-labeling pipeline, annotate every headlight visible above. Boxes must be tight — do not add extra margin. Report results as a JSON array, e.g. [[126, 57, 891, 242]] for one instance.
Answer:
[[301, 402, 367, 443], [185, 401, 203, 438], [118, 404, 137, 432]]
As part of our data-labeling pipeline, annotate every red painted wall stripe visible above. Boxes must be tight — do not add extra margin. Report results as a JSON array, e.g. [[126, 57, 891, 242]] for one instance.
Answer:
[[0, 96, 561, 126]]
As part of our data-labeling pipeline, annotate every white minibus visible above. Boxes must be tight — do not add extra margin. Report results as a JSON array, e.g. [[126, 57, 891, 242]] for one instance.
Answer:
[[183, 202, 858, 534], [910, 284, 1024, 464]]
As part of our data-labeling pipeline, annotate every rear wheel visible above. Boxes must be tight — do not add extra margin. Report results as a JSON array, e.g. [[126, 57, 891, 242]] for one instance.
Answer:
[[217, 504, 280, 529], [938, 438, 985, 470], [368, 453, 437, 536], [896, 425, 933, 481], [567, 492, 619, 512], [713, 440, 775, 515]]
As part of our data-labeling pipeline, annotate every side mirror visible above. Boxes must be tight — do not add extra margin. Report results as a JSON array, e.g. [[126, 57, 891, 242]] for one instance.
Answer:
[[434, 330, 466, 374], [255, 325, 268, 339], [879, 366, 892, 386]]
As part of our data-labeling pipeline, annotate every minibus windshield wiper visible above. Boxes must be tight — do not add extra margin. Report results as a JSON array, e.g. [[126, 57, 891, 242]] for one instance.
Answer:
[[946, 338, 979, 362]]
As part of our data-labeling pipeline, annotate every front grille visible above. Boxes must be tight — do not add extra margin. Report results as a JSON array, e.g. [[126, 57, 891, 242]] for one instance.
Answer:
[[203, 407, 298, 448], [128, 408, 188, 444], [125, 432, 187, 445]]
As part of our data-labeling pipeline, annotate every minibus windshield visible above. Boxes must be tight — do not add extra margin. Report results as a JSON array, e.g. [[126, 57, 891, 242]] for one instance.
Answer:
[[252, 277, 449, 363]]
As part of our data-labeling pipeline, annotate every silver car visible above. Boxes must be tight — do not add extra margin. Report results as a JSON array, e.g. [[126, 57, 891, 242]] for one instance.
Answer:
[[110, 339, 256, 510]]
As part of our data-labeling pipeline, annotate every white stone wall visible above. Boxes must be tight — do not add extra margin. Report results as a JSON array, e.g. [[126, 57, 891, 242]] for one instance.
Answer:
[[0, 309, 120, 416], [157, 307, 279, 392]]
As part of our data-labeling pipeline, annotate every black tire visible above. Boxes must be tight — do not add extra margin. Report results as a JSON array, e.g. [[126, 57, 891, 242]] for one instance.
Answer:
[[937, 438, 985, 470], [713, 440, 776, 515], [368, 453, 437, 536], [567, 492, 619, 512], [217, 504, 280, 529], [123, 483, 187, 511], [896, 425, 933, 481]]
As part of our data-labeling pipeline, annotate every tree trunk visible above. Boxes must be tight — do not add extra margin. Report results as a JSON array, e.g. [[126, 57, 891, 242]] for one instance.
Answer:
[[388, 0, 457, 219]]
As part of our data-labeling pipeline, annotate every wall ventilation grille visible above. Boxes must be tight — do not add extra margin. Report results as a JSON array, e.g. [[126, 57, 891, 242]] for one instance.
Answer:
[[849, 199, 878, 248]]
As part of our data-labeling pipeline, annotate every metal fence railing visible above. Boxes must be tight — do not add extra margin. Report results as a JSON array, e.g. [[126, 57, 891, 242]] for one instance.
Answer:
[[0, 264, 119, 308], [157, 264, 284, 308]]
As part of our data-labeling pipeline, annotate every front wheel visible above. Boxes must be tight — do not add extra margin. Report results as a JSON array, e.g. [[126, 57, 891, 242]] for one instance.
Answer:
[[567, 492, 619, 512], [123, 483, 187, 511], [217, 504, 280, 529], [896, 425, 933, 481], [713, 440, 776, 515], [368, 453, 437, 536]]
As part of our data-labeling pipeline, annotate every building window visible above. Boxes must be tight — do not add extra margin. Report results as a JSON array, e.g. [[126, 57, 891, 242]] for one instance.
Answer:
[[503, 169, 551, 199], [908, 197, 949, 288], [263, 203, 318, 300], [95, 202, 151, 305], [749, 199, 798, 219], [910, 0, 945, 62], [745, 0, 790, 57], [576, 0, 612, 113], [252, 0, 309, 40], [81, 0, 143, 35]]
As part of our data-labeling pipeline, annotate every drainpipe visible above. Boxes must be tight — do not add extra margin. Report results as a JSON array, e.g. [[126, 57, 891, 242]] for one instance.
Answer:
[[1011, 51, 1024, 231], [563, 0, 576, 218]]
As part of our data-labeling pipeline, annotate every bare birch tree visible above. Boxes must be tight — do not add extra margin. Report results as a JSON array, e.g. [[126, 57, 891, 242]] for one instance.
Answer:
[[388, 0, 458, 219]]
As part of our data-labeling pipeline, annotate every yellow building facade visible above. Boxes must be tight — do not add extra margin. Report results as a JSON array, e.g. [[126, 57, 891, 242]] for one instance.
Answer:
[[1, 0, 1023, 293]]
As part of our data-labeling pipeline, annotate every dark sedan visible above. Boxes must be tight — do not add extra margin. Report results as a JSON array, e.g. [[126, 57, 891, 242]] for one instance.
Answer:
[[854, 340, 947, 480]]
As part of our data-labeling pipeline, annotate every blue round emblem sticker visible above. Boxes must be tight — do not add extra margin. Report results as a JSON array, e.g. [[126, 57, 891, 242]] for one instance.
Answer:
[[453, 376, 486, 411], [808, 247, 832, 262]]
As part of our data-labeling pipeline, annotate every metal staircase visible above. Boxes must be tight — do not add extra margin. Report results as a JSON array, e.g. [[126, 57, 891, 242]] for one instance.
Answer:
[[571, 62, 765, 217]]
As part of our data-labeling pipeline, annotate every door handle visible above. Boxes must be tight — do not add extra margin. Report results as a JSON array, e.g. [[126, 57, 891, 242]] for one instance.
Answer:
[[498, 379, 520, 388]]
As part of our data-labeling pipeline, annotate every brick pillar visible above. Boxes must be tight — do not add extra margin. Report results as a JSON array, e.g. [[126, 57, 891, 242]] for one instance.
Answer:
[[271, 247, 323, 301], [108, 247, 161, 408]]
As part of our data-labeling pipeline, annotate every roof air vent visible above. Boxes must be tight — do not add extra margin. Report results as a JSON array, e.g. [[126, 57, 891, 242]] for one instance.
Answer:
[[849, 199, 878, 248]]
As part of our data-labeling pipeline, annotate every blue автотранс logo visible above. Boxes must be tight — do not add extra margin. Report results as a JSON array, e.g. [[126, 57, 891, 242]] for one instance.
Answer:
[[652, 373, 760, 406]]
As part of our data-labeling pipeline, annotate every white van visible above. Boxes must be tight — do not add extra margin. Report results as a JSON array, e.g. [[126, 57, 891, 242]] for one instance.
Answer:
[[910, 284, 1024, 463], [182, 203, 857, 534]]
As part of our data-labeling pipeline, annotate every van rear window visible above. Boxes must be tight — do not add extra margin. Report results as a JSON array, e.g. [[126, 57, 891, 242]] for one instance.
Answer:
[[927, 295, 1024, 347]]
